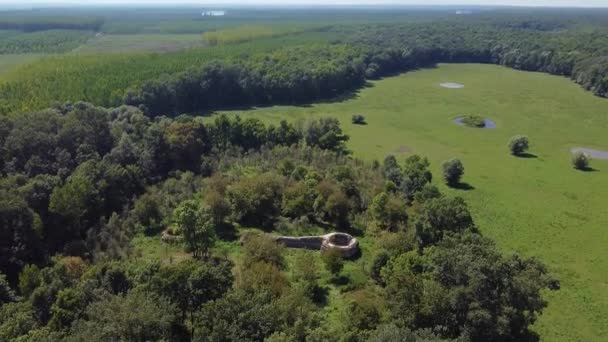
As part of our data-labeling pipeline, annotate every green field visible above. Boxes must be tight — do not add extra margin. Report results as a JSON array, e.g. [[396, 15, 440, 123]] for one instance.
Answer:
[[213, 64, 608, 341], [73, 34, 206, 54]]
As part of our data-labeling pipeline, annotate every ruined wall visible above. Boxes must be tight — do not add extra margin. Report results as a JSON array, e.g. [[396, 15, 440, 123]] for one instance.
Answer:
[[275, 236, 324, 250]]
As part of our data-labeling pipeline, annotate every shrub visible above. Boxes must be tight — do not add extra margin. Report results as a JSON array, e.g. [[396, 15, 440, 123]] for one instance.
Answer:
[[351, 114, 367, 125], [508, 135, 529, 156], [461, 115, 485, 128], [321, 248, 344, 276], [369, 192, 408, 231], [441, 159, 464, 187], [571, 151, 590, 170], [242, 234, 286, 270]]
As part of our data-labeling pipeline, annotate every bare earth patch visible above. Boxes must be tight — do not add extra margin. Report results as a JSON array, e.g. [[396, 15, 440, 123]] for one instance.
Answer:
[[440, 82, 464, 89], [454, 117, 497, 129], [570, 147, 608, 160], [395, 145, 411, 153]]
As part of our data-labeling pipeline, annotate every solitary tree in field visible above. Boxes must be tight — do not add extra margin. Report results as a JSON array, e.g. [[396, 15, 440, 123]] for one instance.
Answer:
[[351, 114, 366, 125], [508, 135, 529, 156], [173, 200, 216, 258], [571, 151, 590, 170], [442, 159, 464, 187]]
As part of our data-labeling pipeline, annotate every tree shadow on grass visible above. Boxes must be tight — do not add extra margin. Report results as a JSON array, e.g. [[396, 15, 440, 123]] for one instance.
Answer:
[[452, 182, 475, 191], [311, 285, 330, 306], [518, 330, 540, 342], [345, 248, 362, 262], [516, 152, 538, 159], [575, 166, 599, 172]]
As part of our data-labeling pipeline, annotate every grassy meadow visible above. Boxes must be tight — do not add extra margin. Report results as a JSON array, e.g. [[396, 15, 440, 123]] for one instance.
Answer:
[[212, 64, 608, 342]]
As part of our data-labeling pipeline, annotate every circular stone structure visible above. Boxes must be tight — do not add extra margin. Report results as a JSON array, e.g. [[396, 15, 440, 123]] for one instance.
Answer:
[[454, 116, 497, 129], [440, 82, 464, 89], [570, 147, 608, 160], [275, 232, 359, 258], [320, 233, 359, 258], [161, 228, 183, 243]]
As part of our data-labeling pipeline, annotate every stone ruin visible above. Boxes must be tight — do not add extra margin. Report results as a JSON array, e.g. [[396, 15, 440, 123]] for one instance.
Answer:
[[161, 229, 183, 243], [165, 227, 360, 258], [275, 232, 360, 258]]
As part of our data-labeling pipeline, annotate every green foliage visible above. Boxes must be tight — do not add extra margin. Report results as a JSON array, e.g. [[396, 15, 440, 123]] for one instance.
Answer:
[[382, 155, 403, 186], [461, 115, 485, 128], [196, 290, 281, 342], [571, 151, 590, 170], [242, 233, 286, 270], [3, 12, 608, 117], [427, 232, 557, 340], [0, 272, 16, 305], [164, 119, 210, 171], [226, 173, 284, 227], [18, 264, 41, 298], [0, 301, 39, 341], [402, 155, 433, 200], [282, 181, 316, 219], [414, 196, 474, 247], [441, 159, 464, 187], [369, 192, 408, 231], [0, 16, 103, 32], [345, 297, 382, 333], [305, 117, 350, 154], [223, 63, 606, 340], [131, 192, 163, 235], [321, 248, 344, 276], [67, 290, 179, 342], [237, 261, 289, 298], [202, 25, 308, 45], [351, 114, 367, 125], [370, 251, 390, 285], [381, 231, 557, 340], [369, 324, 448, 342], [49, 287, 87, 330], [291, 252, 324, 303], [144, 258, 233, 334], [313, 180, 350, 228], [508, 135, 530, 156], [0, 30, 93, 54], [0, 25, 581, 338], [173, 200, 216, 258], [0, 192, 42, 281], [49, 164, 97, 222]]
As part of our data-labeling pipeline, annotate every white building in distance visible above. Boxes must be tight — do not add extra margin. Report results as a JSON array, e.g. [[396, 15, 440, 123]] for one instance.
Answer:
[[202, 10, 226, 17]]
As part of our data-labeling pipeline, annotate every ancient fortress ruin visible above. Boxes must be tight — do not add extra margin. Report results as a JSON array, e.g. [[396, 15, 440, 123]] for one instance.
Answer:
[[276, 232, 359, 258]]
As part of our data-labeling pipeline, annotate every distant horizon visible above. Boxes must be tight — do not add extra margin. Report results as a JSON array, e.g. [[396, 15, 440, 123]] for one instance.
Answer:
[[4, 1, 608, 10]]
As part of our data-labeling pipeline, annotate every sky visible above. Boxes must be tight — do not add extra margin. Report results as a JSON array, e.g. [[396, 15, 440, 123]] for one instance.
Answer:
[[6, 0, 608, 8]]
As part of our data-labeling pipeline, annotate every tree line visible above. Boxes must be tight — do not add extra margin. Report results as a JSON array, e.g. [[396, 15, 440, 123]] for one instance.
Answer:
[[124, 20, 608, 116], [0, 30, 93, 54], [0, 16, 103, 32], [3, 15, 608, 115]]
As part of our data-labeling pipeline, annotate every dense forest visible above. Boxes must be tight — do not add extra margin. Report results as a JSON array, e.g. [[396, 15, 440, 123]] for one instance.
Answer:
[[0, 101, 557, 341], [0, 13, 103, 32], [0, 30, 93, 54]]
